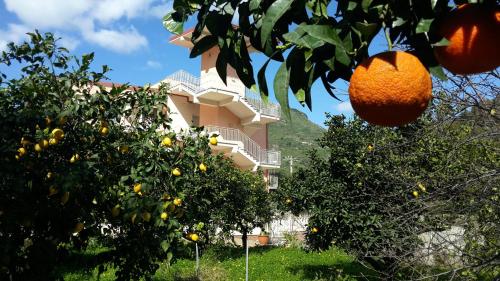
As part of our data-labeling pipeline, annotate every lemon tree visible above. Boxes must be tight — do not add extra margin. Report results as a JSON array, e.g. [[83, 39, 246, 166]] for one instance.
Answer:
[[274, 108, 499, 279], [0, 31, 231, 281]]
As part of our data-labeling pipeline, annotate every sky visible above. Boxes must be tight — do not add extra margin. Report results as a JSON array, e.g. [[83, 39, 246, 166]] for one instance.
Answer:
[[0, 0, 388, 126]]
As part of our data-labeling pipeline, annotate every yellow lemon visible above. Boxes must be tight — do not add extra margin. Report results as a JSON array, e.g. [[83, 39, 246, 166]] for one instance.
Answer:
[[286, 198, 292, 204], [46, 172, 54, 180], [111, 205, 120, 217], [34, 143, 43, 153], [70, 154, 80, 163], [418, 183, 426, 192], [61, 192, 70, 205], [73, 222, 84, 234], [20, 137, 31, 146], [142, 212, 151, 222], [160, 212, 168, 220], [49, 138, 58, 145], [15, 155, 20, 161], [40, 139, 49, 149], [190, 233, 199, 242], [161, 137, 172, 147], [412, 191, 419, 198], [99, 126, 109, 136], [199, 163, 207, 172], [367, 144, 374, 152], [162, 193, 171, 201], [311, 227, 319, 233], [209, 136, 218, 145], [51, 128, 64, 140], [133, 183, 142, 193], [173, 198, 182, 206], [172, 168, 181, 176], [17, 147, 27, 157]]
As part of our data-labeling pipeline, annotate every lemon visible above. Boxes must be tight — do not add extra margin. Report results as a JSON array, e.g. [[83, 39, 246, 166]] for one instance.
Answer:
[[173, 198, 182, 206], [61, 192, 70, 205], [199, 163, 207, 172], [285, 198, 292, 204], [46, 172, 54, 180], [51, 128, 64, 140], [49, 138, 58, 145], [133, 183, 142, 193], [69, 154, 80, 163], [162, 193, 171, 201], [142, 212, 151, 222], [45, 117, 52, 126], [99, 126, 109, 136], [367, 144, 374, 152], [111, 205, 120, 217], [17, 147, 27, 157], [34, 143, 43, 153], [417, 183, 426, 192], [190, 233, 199, 242], [161, 137, 172, 146], [412, 191, 419, 198], [311, 227, 319, 233], [73, 222, 84, 234], [160, 212, 168, 220], [209, 136, 218, 145], [20, 137, 31, 146], [40, 139, 49, 149], [15, 155, 20, 161], [172, 168, 181, 176]]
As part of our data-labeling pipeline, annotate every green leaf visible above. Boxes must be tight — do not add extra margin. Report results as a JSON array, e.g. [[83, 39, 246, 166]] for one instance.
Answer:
[[392, 17, 407, 28], [353, 22, 379, 40], [249, 0, 262, 11], [258, 59, 271, 98], [302, 25, 344, 48], [216, 48, 228, 85], [273, 61, 291, 120], [432, 37, 450, 47], [260, 0, 294, 47], [361, 0, 373, 12], [429, 65, 448, 81], [163, 12, 184, 35], [416, 19, 434, 34], [189, 35, 217, 58]]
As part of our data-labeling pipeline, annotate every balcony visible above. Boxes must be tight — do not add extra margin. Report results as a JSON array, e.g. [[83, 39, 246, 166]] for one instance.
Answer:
[[162, 70, 281, 124], [205, 125, 281, 170]]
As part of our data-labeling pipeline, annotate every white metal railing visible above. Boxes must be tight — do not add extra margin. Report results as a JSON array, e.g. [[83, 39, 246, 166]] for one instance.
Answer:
[[165, 70, 281, 118], [268, 171, 279, 189], [205, 125, 281, 166]]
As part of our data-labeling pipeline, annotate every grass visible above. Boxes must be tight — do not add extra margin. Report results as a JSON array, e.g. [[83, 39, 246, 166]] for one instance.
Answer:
[[59, 244, 376, 281]]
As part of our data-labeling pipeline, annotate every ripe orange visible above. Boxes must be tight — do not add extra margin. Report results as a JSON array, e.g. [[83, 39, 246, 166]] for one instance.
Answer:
[[348, 51, 432, 127], [434, 4, 500, 75]]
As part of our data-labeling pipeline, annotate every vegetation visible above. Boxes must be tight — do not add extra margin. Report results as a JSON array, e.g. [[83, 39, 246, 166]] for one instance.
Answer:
[[163, 0, 499, 118], [59, 243, 373, 281], [268, 109, 326, 175], [0, 32, 272, 281], [274, 99, 499, 279]]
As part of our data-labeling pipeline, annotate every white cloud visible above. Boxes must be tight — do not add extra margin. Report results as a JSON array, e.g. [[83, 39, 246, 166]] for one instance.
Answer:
[[336, 101, 354, 113], [0, 23, 31, 52], [146, 60, 162, 69], [3, 0, 170, 53], [83, 27, 148, 53]]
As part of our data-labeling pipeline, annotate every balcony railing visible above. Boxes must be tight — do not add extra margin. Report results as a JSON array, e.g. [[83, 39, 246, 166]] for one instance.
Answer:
[[164, 70, 281, 119], [205, 125, 281, 167]]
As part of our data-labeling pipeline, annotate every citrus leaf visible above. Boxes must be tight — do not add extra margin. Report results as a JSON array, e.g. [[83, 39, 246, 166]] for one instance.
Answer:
[[274, 61, 291, 120], [416, 19, 434, 34], [258, 58, 271, 98], [261, 0, 294, 47], [189, 35, 217, 58], [429, 65, 448, 81], [301, 25, 344, 48], [163, 12, 184, 35]]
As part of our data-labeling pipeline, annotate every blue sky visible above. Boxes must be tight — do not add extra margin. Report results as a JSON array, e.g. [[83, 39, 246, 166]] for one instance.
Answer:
[[0, 0, 388, 126]]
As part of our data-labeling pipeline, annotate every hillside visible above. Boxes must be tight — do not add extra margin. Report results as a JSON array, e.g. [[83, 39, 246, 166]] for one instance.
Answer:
[[268, 109, 326, 175]]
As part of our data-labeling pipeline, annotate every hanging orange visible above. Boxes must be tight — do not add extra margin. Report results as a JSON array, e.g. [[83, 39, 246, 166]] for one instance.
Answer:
[[348, 51, 432, 127], [434, 4, 500, 75]]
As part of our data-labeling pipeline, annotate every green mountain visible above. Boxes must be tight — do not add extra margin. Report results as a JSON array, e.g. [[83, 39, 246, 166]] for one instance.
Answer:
[[268, 109, 326, 175]]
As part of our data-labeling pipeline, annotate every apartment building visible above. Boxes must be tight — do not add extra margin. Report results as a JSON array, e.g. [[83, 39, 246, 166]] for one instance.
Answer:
[[155, 29, 281, 189]]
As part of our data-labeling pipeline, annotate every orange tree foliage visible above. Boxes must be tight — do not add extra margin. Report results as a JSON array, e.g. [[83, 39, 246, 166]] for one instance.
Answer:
[[0, 32, 272, 281]]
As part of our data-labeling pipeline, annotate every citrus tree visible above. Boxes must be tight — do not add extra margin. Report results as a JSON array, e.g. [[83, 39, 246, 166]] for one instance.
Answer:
[[164, 0, 498, 124], [0, 31, 228, 280], [273, 106, 499, 279]]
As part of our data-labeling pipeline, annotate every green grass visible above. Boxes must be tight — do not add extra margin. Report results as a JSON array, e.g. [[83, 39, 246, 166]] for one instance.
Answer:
[[59, 245, 376, 281]]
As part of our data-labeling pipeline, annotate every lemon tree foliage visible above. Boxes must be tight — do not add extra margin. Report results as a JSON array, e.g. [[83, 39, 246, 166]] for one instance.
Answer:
[[273, 109, 499, 279], [0, 32, 271, 281], [163, 0, 497, 116]]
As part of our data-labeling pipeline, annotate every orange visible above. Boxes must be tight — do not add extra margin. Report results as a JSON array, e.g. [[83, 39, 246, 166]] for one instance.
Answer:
[[348, 51, 432, 127], [434, 4, 500, 74]]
